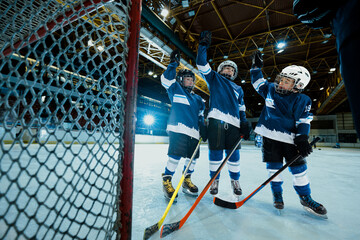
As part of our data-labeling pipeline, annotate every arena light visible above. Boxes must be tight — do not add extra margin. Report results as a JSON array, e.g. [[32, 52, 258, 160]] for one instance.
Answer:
[[320, 87, 324, 90], [144, 115, 155, 126], [277, 42, 286, 49], [241, 79, 246, 84], [153, 74, 157, 78], [87, 39, 94, 47], [330, 68, 336, 72], [148, 71, 153, 76], [182, 0, 189, 7], [160, 8, 169, 17]]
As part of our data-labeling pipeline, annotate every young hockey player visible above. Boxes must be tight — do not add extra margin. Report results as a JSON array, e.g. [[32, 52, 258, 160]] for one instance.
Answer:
[[250, 50, 327, 218], [196, 31, 251, 197], [160, 49, 207, 201]]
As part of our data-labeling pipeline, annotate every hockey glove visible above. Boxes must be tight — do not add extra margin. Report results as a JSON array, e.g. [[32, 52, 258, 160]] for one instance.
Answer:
[[239, 121, 251, 140], [199, 31, 212, 49], [294, 135, 313, 157], [170, 49, 181, 65], [199, 120, 208, 142], [251, 50, 263, 69]]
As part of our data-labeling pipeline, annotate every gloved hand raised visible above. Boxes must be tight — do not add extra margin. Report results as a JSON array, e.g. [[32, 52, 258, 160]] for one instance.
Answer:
[[170, 49, 181, 65], [239, 121, 251, 140], [251, 50, 263, 69], [199, 31, 212, 49], [294, 135, 313, 157]]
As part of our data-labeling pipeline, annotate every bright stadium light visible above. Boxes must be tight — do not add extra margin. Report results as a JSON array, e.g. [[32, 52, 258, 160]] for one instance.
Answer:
[[144, 115, 154, 126], [277, 42, 286, 49], [161, 8, 169, 17]]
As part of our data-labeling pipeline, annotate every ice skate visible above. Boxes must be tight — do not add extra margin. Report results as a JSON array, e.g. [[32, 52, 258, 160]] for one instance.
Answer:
[[300, 195, 327, 219], [273, 192, 284, 210], [231, 179, 242, 197], [182, 174, 198, 196], [162, 174, 178, 201], [272, 191, 284, 215], [209, 179, 219, 195]]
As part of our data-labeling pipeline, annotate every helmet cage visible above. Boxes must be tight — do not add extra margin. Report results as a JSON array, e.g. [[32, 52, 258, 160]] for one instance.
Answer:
[[274, 74, 296, 95], [176, 69, 195, 92], [217, 60, 238, 80], [275, 65, 310, 94]]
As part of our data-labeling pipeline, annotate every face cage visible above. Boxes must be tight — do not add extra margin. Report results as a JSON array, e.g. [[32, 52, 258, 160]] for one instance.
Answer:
[[219, 66, 236, 80], [181, 75, 195, 92], [274, 74, 298, 95]]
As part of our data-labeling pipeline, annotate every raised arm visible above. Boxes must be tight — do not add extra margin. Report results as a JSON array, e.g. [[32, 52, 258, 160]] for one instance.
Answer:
[[250, 50, 268, 99], [161, 49, 181, 90], [196, 31, 214, 82]]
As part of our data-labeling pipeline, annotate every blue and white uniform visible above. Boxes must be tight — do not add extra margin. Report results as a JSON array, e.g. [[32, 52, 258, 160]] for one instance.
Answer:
[[197, 44, 247, 181], [250, 68, 312, 144], [197, 45, 247, 127], [161, 62, 205, 176], [161, 62, 205, 139], [251, 67, 313, 197]]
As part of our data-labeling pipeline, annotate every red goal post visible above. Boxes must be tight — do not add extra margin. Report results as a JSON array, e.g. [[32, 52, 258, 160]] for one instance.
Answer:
[[0, 0, 141, 239]]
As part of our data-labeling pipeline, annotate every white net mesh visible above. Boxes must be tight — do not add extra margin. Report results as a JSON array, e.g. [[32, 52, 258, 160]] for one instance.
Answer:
[[0, 0, 132, 239]]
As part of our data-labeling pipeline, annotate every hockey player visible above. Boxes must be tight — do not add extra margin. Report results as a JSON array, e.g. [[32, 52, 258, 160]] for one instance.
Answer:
[[196, 31, 251, 197], [250, 50, 327, 218], [160, 49, 207, 201]]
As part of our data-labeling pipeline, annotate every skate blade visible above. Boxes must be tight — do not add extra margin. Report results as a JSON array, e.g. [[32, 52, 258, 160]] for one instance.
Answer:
[[303, 206, 328, 219], [232, 193, 241, 201], [164, 195, 178, 202], [274, 208, 283, 215], [182, 188, 198, 196]]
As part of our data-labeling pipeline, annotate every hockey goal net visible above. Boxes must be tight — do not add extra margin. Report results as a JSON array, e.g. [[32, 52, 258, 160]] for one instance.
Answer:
[[0, 0, 140, 239]]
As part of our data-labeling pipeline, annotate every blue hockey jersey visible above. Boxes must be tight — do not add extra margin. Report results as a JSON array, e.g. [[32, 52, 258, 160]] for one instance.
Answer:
[[250, 68, 313, 144], [196, 45, 247, 128], [161, 62, 205, 139]]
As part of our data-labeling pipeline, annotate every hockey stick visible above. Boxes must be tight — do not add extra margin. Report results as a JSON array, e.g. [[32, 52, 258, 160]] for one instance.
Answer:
[[213, 137, 321, 209], [160, 136, 243, 238], [143, 138, 202, 240]]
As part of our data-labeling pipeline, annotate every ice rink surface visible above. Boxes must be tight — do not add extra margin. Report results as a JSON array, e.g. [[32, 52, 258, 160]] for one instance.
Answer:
[[133, 143, 360, 240]]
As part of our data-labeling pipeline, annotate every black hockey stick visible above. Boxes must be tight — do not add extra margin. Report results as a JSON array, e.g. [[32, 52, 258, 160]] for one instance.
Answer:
[[214, 137, 321, 209], [143, 138, 202, 239], [160, 136, 243, 238]]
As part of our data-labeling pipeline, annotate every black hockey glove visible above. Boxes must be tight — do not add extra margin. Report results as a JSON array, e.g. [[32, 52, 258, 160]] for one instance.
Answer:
[[251, 50, 263, 69], [199, 120, 207, 142], [239, 121, 251, 140], [170, 49, 181, 65], [294, 135, 313, 157], [199, 31, 212, 49]]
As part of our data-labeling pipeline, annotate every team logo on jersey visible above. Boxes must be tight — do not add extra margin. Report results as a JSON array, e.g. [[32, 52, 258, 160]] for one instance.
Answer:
[[265, 97, 275, 109], [173, 94, 190, 105], [304, 104, 311, 112]]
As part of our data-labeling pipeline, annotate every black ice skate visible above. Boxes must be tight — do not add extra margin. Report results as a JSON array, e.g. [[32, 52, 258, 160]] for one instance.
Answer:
[[162, 174, 178, 201], [182, 174, 198, 196], [209, 179, 219, 195], [300, 195, 327, 219], [273, 192, 284, 210], [231, 179, 242, 196]]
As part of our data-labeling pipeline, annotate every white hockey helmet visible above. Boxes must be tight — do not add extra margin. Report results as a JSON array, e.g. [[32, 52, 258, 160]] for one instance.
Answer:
[[275, 65, 311, 94], [217, 60, 238, 80]]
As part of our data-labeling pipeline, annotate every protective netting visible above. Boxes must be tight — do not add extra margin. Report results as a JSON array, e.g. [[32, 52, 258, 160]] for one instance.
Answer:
[[0, 0, 132, 239]]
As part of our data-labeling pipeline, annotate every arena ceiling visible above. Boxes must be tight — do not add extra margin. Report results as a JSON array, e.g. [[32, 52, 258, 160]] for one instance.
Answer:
[[138, 0, 349, 117], [0, 0, 348, 118]]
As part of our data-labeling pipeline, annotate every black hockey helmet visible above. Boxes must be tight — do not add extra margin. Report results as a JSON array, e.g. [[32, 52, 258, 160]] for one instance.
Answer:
[[176, 69, 195, 92]]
